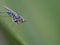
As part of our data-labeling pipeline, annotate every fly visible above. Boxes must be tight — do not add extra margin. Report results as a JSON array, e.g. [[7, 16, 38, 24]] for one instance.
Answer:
[[3, 6, 26, 24]]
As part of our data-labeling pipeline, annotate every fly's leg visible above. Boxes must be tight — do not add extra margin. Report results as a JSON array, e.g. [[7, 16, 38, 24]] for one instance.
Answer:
[[7, 11, 12, 17]]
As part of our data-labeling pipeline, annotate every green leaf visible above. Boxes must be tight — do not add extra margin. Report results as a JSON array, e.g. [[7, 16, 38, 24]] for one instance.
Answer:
[[0, 0, 60, 45]]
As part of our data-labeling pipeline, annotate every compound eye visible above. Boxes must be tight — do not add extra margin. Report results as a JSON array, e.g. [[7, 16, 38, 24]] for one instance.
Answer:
[[20, 19, 23, 23]]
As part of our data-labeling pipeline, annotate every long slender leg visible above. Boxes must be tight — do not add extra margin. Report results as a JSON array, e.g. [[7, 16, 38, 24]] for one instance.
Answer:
[[0, 12, 7, 14]]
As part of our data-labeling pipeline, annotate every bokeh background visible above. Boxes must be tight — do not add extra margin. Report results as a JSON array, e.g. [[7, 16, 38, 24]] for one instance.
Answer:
[[0, 0, 60, 45]]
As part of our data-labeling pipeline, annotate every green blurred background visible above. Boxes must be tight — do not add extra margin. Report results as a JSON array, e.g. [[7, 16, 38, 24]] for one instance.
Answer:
[[0, 0, 60, 45]]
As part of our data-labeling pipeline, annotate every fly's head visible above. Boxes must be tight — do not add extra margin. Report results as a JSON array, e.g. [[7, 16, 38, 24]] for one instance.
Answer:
[[14, 16, 25, 24]]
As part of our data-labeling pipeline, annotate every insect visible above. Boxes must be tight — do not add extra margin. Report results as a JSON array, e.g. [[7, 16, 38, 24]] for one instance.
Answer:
[[3, 6, 26, 24]]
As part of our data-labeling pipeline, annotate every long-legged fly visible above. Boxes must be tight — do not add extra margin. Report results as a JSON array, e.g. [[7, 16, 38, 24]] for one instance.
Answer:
[[1, 6, 26, 24]]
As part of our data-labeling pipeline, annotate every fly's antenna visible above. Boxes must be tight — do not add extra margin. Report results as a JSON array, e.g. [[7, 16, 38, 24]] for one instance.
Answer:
[[0, 12, 7, 13]]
